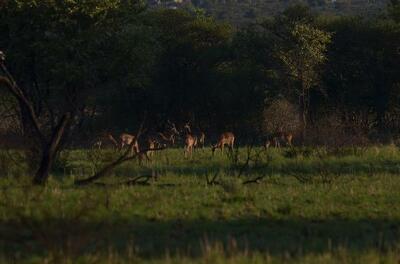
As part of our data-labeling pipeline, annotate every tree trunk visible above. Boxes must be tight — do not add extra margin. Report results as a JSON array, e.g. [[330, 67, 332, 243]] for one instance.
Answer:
[[1, 61, 73, 185], [33, 113, 71, 185], [33, 147, 56, 185], [299, 90, 308, 144], [302, 104, 307, 141]]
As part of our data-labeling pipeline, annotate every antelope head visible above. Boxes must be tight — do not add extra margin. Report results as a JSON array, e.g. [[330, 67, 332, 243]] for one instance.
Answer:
[[167, 120, 180, 136], [0, 51, 5, 64]]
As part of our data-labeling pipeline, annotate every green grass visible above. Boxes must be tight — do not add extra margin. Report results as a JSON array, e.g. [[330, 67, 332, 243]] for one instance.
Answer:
[[1, 146, 400, 263]]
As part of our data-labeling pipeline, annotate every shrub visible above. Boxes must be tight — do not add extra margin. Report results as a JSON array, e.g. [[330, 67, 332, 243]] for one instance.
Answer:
[[0, 150, 27, 177], [263, 99, 300, 134], [307, 112, 370, 153]]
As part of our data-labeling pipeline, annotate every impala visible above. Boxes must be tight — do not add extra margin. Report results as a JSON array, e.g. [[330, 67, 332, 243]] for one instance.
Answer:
[[211, 132, 235, 155], [198, 132, 205, 148], [92, 133, 119, 149], [107, 133, 119, 148], [184, 122, 205, 149], [158, 120, 180, 146], [264, 132, 293, 149], [144, 136, 166, 157], [120, 133, 140, 154], [184, 134, 197, 158], [146, 137, 156, 158]]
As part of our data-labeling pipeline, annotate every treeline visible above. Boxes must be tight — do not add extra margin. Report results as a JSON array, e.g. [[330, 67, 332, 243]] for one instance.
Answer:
[[0, 0, 399, 144], [151, 0, 387, 25], [189, 0, 387, 25]]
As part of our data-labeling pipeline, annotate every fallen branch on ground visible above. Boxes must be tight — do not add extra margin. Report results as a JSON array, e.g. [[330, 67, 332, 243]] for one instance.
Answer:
[[206, 171, 220, 185], [242, 176, 265, 185], [124, 175, 153, 186], [74, 146, 165, 186]]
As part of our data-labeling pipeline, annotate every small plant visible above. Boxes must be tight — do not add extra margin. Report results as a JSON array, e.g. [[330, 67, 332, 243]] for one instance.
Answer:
[[0, 149, 27, 177], [52, 150, 70, 173], [276, 203, 292, 216], [283, 147, 314, 159], [226, 143, 266, 180], [226, 145, 240, 170], [86, 148, 105, 174], [220, 177, 243, 196], [291, 160, 342, 184], [263, 99, 300, 134]]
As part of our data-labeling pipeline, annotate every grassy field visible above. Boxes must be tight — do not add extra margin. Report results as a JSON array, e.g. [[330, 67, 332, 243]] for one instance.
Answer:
[[1, 146, 400, 263]]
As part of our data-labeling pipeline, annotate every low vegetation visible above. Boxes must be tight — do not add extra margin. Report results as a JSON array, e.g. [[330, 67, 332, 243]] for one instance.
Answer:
[[1, 146, 400, 263]]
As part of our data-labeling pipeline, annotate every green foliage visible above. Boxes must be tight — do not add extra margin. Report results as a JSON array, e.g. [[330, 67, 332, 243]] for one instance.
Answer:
[[320, 15, 400, 131], [278, 23, 331, 90], [0, 150, 27, 177], [388, 0, 400, 22], [0, 0, 150, 134], [187, 0, 386, 25], [283, 146, 315, 159], [219, 176, 243, 195]]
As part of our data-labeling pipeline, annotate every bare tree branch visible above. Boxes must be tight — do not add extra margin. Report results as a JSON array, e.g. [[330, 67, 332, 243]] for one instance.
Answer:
[[74, 146, 165, 186], [243, 176, 265, 185], [0, 65, 45, 145]]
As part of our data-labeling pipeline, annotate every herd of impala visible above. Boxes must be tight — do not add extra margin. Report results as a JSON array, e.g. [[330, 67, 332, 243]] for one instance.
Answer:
[[93, 121, 293, 159]]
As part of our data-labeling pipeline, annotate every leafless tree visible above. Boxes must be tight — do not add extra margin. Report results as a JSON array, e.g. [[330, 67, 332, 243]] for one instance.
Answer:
[[0, 51, 90, 184]]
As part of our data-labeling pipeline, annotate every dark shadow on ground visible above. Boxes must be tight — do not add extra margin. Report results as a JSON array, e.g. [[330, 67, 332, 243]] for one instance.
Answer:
[[1, 216, 399, 260], [69, 158, 400, 182]]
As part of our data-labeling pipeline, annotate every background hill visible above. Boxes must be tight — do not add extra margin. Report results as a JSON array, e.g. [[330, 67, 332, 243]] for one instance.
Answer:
[[151, 0, 389, 24]]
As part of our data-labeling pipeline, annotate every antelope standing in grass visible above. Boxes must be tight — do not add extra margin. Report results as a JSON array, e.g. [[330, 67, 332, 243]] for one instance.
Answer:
[[198, 132, 205, 148], [120, 133, 157, 163], [120, 133, 140, 154], [211, 132, 235, 155], [184, 122, 205, 149], [264, 132, 293, 149], [146, 137, 156, 158], [182, 123, 197, 158], [184, 134, 197, 158], [92, 133, 119, 149], [143, 136, 166, 158], [158, 120, 180, 146]]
